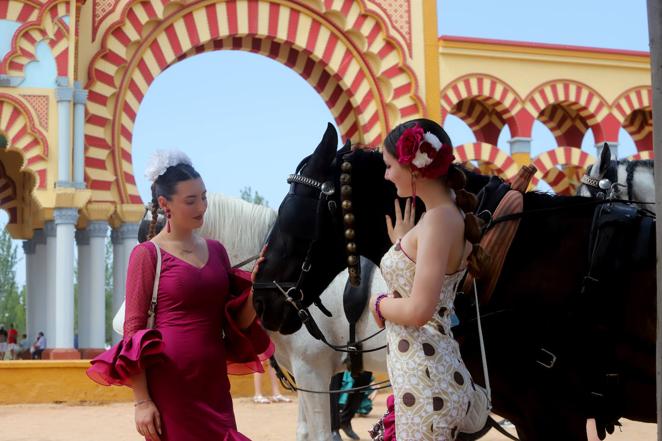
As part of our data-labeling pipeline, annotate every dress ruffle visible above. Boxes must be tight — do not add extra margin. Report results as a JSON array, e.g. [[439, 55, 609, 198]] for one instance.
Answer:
[[224, 268, 275, 375], [383, 394, 396, 441], [86, 329, 166, 387]]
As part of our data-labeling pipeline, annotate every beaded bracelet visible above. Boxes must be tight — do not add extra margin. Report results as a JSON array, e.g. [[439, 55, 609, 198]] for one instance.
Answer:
[[374, 293, 388, 322]]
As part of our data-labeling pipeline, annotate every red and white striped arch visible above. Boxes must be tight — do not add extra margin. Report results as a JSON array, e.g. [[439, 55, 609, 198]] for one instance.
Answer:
[[85, 0, 423, 204], [627, 150, 654, 161], [525, 81, 609, 141], [531, 147, 595, 195], [440, 74, 523, 131], [0, 94, 48, 189], [611, 86, 652, 124], [537, 104, 588, 147], [0, 1, 40, 22], [611, 86, 652, 150], [0, 161, 19, 224], [453, 142, 519, 181], [0, 0, 70, 77]]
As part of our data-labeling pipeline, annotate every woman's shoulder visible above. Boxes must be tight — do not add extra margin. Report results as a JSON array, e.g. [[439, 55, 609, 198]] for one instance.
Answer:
[[419, 205, 464, 236]]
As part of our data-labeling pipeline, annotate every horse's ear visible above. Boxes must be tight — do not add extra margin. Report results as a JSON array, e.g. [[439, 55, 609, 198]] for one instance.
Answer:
[[598, 142, 611, 177], [307, 122, 338, 174]]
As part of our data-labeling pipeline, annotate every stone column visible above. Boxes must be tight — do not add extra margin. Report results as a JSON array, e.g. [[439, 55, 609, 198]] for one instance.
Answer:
[[110, 223, 140, 344], [55, 81, 73, 187], [508, 137, 532, 167], [22, 239, 36, 342], [45, 222, 57, 350], [31, 230, 47, 342], [50, 208, 80, 359], [72, 83, 87, 188], [75, 228, 91, 350], [78, 222, 108, 358]]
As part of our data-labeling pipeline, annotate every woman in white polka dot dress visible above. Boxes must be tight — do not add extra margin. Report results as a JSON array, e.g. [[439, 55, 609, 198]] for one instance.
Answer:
[[369, 119, 487, 440]]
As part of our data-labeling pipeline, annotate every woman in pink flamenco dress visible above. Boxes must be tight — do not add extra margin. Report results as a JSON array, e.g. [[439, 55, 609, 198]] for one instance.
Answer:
[[87, 151, 274, 441]]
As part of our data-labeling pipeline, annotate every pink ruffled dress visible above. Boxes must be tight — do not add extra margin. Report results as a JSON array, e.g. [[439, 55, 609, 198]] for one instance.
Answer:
[[87, 239, 274, 440]]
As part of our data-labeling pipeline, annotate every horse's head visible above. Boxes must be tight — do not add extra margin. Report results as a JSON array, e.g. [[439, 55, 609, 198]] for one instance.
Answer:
[[578, 143, 617, 198], [252, 123, 350, 334]]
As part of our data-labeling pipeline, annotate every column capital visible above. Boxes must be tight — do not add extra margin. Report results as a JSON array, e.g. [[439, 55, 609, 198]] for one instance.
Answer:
[[88, 221, 109, 238], [45, 221, 56, 238], [73, 88, 88, 105], [508, 137, 532, 154], [55, 87, 73, 102], [54, 208, 79, 225], [110, 228, 122, 245], [32, 229, 46, 245], [119, 223, 140, 241], [75, 229, 90, 246], [22, 240, 36, 255]]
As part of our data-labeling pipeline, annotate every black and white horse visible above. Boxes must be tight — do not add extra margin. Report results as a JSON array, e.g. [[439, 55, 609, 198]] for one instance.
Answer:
[[577, 144, 654, 205]]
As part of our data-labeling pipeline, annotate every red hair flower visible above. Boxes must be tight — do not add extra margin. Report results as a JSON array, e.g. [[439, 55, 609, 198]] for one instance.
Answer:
[[395, 124, 455, 178]]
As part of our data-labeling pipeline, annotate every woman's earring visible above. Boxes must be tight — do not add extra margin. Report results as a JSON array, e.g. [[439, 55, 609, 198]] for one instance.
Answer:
[[165, 208, 172, 233]]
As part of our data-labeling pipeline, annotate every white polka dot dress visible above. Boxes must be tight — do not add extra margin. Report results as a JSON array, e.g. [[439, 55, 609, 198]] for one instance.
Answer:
[[381, 241, 475, 440]]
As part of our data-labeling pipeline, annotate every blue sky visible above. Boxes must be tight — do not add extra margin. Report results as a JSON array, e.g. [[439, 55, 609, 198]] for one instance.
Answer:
[[2, 0, 651, 287]]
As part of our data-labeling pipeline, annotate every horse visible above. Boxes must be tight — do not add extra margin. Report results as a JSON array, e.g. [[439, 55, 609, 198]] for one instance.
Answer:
[[252, 123, 657, 441], [577, 143, 655, 205], [197, 194, 389, 441]]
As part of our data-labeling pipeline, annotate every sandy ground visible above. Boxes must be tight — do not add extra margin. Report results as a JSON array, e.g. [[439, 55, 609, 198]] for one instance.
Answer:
[[0, 394, 656, 441]]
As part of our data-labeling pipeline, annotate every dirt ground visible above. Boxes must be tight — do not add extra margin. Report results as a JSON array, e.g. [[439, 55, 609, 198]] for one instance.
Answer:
[[0, 394, 656, 441]]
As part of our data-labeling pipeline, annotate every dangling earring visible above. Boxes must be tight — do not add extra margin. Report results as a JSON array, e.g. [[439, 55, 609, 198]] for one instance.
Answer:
[[166, 208, 172, 233]]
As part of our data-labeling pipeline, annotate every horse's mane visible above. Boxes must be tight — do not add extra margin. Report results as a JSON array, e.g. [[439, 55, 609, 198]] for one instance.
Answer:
[[198, 193, 277, 269]]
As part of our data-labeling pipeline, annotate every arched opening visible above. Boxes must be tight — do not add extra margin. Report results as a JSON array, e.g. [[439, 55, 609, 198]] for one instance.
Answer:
[[132, 51, 338, 207]]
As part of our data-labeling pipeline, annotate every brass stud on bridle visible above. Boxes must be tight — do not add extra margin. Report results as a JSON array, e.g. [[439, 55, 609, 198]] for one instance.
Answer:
[[340, 158, 361, 286]]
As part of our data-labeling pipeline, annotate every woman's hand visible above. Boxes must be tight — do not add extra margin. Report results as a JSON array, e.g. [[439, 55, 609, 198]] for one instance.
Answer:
[[135, 400, 162, 441], [251, 245, 267, 283], [385, 199, 416, 244]]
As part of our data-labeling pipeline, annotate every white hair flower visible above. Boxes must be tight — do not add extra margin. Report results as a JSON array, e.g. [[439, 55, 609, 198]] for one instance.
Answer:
[[423, 132, 442, 151], [144, 149, 193, 183]]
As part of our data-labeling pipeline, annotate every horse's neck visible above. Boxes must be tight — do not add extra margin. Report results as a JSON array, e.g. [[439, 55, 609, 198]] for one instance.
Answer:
[[617, 162, 655, 203]]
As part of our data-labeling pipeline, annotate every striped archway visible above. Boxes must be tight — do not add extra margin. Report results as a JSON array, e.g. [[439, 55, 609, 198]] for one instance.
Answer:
[[525, 80, 610, 145], [0, 93, 48, 189], [84, 0, 424, 205], [531, 147, 595, 195], [440, 74, 523, 142], [611, 86, 652, 151], [453, 142, 519, 181], [0, 0, 70, 77], [628, 150, 654, 161]]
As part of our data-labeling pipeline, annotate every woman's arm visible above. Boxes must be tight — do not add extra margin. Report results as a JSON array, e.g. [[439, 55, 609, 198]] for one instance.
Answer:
[[375, 208, 460, 327]]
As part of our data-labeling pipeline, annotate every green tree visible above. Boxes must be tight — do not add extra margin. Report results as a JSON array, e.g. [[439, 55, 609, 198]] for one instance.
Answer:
[[239, 186, 269, 207], [0, 228, 24, 332]]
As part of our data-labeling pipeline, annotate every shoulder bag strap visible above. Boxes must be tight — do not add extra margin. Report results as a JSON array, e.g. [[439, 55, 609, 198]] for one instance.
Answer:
[[146, 242, 162, 329]]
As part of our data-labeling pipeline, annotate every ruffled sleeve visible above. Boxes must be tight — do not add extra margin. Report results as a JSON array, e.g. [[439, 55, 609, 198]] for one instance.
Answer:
[[86, 242, 166, 387], [217, 242, 275, 375]]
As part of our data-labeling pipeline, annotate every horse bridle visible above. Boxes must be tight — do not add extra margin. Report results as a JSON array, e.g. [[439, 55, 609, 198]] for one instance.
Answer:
[[252, 153, 386, 354]]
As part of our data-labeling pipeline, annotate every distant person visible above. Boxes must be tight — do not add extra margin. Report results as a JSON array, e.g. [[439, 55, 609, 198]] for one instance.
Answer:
[[0, 325, 7, 360], [32, 332, 46, 359], [252, 361, 292, 404], [17, 334, 30, 359], [7, 323, 18, 359]]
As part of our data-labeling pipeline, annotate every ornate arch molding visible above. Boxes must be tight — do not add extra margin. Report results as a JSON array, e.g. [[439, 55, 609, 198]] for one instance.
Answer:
[[525, 80, 610, 143], [531, 146, 595, 195], [0, 0, 71, 77], [441, 74, 523, 134], [85, 0, 424, 204], [453, 142, 519, 181], [0, 93, 48, 189]]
